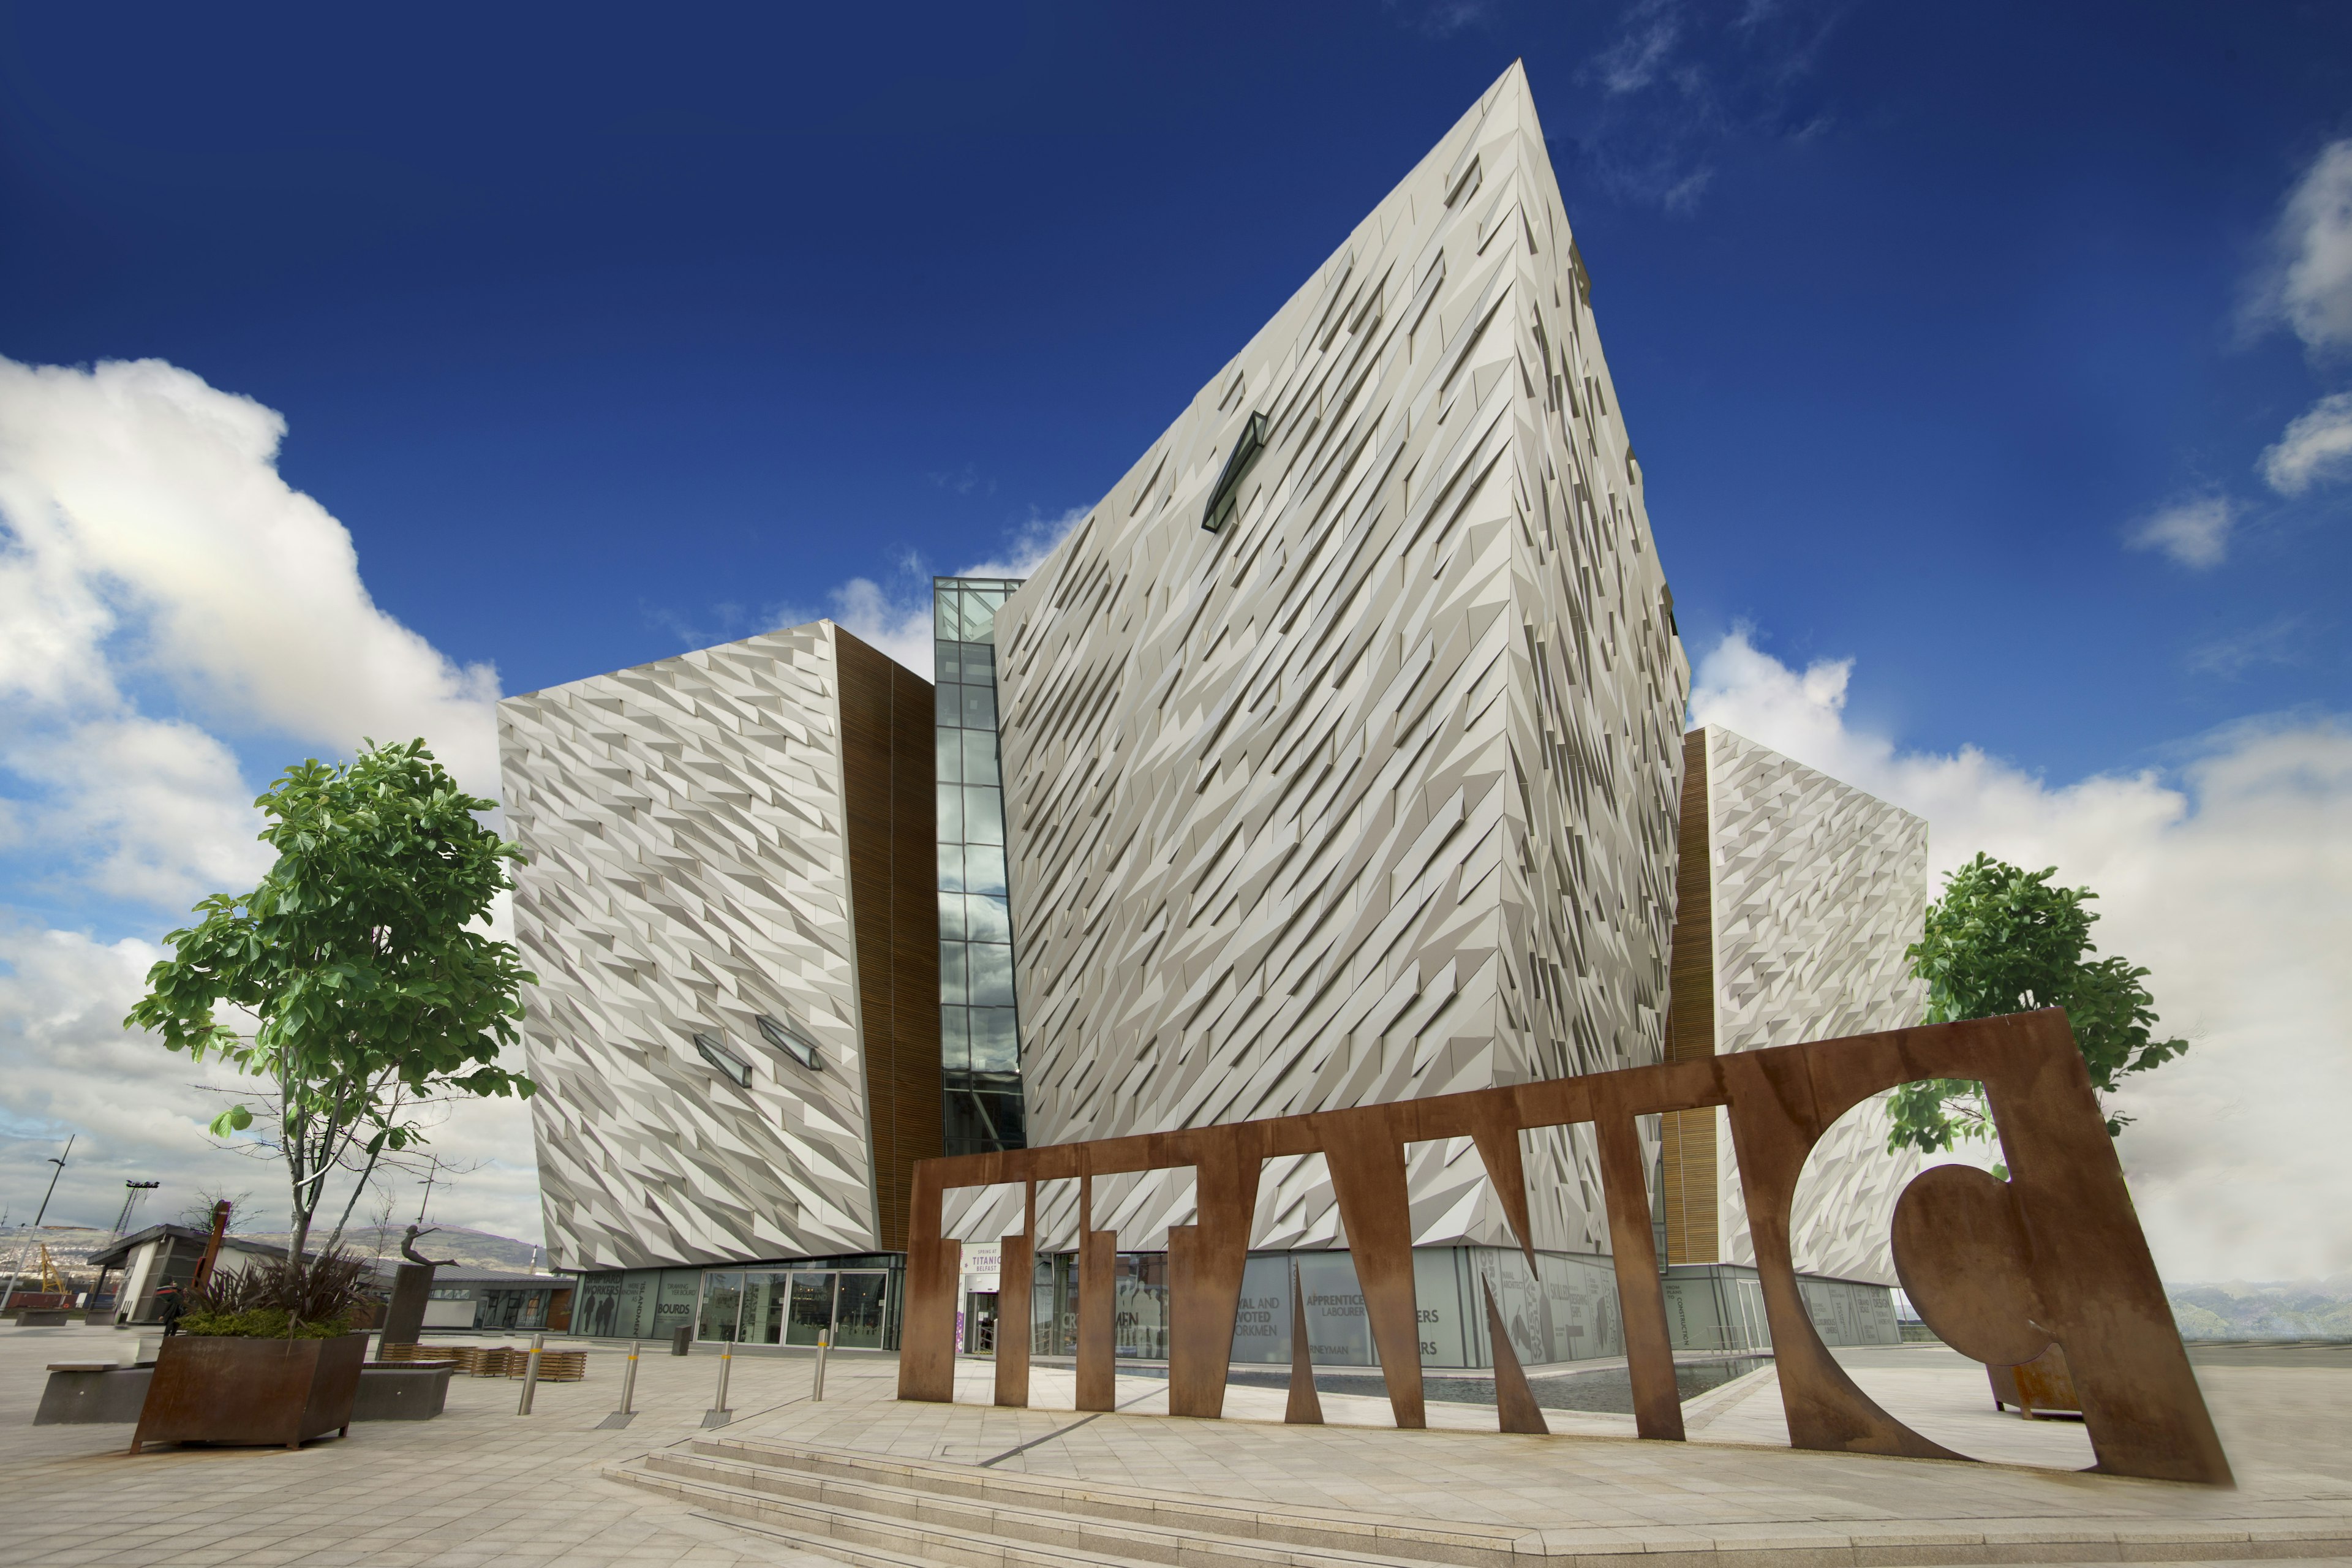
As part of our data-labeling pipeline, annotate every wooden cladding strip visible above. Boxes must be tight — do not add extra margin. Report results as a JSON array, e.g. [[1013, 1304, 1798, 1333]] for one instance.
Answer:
[[1667, 727, 1715, 1064], [835, 629, 944, 1253], [1660, 1107, 1718, 1267], [1661, 726, 1717, 1265]]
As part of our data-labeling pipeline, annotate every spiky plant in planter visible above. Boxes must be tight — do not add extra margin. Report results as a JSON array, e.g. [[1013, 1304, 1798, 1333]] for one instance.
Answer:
[[129, 1249, 383, 1454], [180, 1251, 375, 1341]]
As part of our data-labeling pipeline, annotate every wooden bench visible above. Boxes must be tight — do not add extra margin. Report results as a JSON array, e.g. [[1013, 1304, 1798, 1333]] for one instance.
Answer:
[[379, 1342, 510, 1376], [377, 1341, 587, 1380], [510, 1349, 587, 1382]]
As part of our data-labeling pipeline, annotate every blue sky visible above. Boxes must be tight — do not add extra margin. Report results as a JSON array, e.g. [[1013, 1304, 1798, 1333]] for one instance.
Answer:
[[4, 1, 2344, 766], [0, 2, 2346, 1268]]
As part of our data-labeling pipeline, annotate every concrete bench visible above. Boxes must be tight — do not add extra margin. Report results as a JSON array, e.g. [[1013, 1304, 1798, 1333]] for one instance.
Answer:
[[353, 1361, 456, 1420], [35, 1360, 456, 1425], [36, 1364, 153, 1424]]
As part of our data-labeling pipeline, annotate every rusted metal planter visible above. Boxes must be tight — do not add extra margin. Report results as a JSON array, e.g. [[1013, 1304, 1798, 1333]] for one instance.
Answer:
[[129, 1332, 367, 1453]]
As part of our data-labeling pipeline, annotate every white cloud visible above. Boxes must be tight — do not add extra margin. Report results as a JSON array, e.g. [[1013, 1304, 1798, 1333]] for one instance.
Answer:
[[2186, 616, 2302, 680], [0, 356, 502, 787], [957, 505, 1087, 581], [827, 571, 943, 677], [814, 505, 1090, 678], [0, 355, 540, 1243], [7, 717, 270, 910], [0, 355, 511, 921], [1596, 9, 1682, 95], [2247, 140, 2352, 353], [1691, 630, 2352, 1281], [2125, 495, 2234, 569], [0, 920, 545, 1242], [2259, 389, 2352, 496]]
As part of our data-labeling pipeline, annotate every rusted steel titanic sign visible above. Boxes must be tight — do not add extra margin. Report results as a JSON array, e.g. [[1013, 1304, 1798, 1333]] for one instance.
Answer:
[[896, 1011, 2230, 1487]]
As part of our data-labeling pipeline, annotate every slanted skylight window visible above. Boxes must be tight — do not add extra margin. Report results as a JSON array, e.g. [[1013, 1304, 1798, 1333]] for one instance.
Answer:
[[756, 1013, 821, 1072], [693, 1032, 752, 1087], [1200, 412, 1268, 535]]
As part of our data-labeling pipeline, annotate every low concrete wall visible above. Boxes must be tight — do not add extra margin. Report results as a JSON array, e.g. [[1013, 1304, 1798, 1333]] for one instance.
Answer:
[[36, 1364, 151, 1424], [35, 1360, 456, 1425], [351, 1363, 454, 1420]]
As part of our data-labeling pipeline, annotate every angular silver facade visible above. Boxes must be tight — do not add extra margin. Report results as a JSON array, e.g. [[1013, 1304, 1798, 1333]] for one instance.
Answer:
[[1664, 725, 1929, 1286], [500, 622, 939, 1272], [983, 65, 1690, 1257]]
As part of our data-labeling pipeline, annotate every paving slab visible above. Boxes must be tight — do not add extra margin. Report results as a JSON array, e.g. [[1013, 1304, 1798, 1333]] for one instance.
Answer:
[[4, 1325, 2348, 1567], [703, 1349, 2352, 1561]]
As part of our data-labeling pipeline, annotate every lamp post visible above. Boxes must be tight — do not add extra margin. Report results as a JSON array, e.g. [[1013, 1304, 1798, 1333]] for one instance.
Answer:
[[0, 1136, 75, 1313], [110, 1180, 160, 1244]]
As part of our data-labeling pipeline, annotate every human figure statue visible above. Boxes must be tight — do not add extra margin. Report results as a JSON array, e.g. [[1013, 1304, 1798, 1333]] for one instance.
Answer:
[[378, 1226, 461, 1347], [401, 1225, 457, 1268]]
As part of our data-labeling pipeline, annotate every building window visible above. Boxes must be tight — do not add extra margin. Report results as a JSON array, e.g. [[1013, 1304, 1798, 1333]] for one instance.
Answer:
[[693, 1032, 752, 1087], [755, 1014, 821, 1072], [1201, 411, 1268, 533]]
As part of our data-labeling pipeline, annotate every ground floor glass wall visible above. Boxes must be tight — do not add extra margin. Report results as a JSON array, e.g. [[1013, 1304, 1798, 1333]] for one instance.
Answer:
[[572, 1250, 1894, 1363], [1661, 1264, 1901, 1351], [696, 1267, 891, 1348], [570, 1256, 904, 1349], [1005, 1246, 1896, 1368], [1017, 1247, 1625, 1370]]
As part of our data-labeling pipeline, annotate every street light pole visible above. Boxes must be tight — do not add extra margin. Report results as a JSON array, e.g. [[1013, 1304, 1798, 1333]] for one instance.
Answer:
[[110, 1180, 160, 1244], [1, 1136, 75, 1313]]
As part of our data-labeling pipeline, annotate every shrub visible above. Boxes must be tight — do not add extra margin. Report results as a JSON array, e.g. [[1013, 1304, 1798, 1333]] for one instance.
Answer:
[[181, 1249, 375, 1338], [179, 1305, 352, 1340]]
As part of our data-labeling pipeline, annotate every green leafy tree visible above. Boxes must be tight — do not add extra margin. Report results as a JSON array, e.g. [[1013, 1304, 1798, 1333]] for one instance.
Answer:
[[127, 739, 536, 1264], [1889, 853, 2188, 1154]]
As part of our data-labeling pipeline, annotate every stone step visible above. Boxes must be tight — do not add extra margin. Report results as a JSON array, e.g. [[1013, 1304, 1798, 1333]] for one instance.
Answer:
[[605, 1438, 2352, 1568], [671, 1433, 1528, 1568], [611, 1446, 1446, 1568]]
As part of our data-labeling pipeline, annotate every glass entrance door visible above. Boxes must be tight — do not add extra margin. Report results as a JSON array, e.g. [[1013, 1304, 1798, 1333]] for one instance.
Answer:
[[697, 1272, 744, 1342], [744, 1272, 790, 1344], [785, 1273, 835, 1346], [833, 1271, 888, 1349]]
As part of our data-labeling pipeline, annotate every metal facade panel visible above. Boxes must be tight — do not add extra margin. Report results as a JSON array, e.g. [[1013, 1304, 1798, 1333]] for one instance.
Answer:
[[1702, 725, 1931, 1285], [499, 623, 890, 1270], [983, 63, 1689, 1257]]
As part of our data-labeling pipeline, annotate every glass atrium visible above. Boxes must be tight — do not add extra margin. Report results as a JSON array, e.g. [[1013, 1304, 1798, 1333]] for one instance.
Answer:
[[934, 576, 1027, 1155]]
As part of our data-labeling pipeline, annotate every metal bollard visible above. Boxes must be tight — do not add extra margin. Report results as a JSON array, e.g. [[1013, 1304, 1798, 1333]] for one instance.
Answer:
[[702, 1340, 734, 1428], [596, 1339, 640, 1430], [517, 1332, 545, 1415], [813, 1330, 829, 1401]]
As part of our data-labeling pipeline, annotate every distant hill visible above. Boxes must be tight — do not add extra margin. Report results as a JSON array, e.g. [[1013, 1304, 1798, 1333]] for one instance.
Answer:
[[0, 1226, 113, 1281], [258, 1223, 546, 1271], [2, 1221, 546, 1281], [2168, 1276, 2352, 1339]]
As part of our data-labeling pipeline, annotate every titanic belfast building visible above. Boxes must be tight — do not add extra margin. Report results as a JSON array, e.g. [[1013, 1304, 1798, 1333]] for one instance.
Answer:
[[499, 65, 1922, 1365]]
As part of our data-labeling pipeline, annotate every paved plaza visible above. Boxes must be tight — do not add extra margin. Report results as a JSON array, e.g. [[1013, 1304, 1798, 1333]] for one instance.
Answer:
[[1, 1325, 2347, 1567]]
